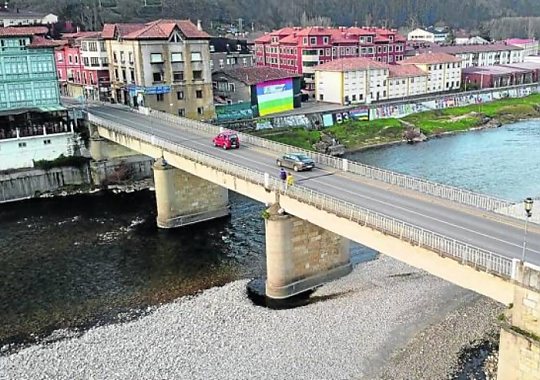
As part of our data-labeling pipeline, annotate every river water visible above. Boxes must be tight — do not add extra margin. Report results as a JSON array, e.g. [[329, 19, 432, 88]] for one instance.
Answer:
[[1, 119, 539, 353]]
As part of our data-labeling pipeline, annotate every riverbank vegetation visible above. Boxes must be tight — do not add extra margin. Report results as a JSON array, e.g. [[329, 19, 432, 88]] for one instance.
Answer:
[[254, 93, 540, 151]]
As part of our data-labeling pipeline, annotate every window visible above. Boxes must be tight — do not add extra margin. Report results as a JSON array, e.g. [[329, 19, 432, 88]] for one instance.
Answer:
[[113, 52, 118, 63], [68, 55, 72, 64], [150, 53, 163, 63], [191, 52, 202, 61], [114, 69, 119, 80], [90, 57, 99, 66], [121, 69, 126, 81], [173, 71, 184, 82], [310, 37, 316, 45], [57, 70, 62, 79], [196, 90, 203, 98], [171, 52, 183, 62], [177, 91, 184, 100], [83, 57, 89, 66], [219, 59, 224, 68], [178, 108, 185, 116], [197, 106, 204, 115], [74, 55, 78, 64], [228, 83, 235, 92], [157, 93, 164, 102], [193, 70, 202, 80], [323, 36, 329, 44], [153, 72, 162, 82], [120, 51, 125, 63], [303, 37, 308, 45], [128, 52, 133, 64], [130, 69, 135, 81], [43, 139, 51, 145], [18, 142, 26, 148]]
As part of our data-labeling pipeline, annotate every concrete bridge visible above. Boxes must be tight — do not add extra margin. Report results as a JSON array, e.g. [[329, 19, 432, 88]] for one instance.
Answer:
[[85, 103, 540, 379]]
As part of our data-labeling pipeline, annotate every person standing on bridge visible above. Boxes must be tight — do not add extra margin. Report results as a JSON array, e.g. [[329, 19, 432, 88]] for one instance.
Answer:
[[279, 168, 287, 181], [286, 172, 294, 190]]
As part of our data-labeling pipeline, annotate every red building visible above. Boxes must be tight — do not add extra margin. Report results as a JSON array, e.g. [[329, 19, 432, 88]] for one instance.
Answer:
[[254, 26, 406, 92], [55, 31, 110, 101]]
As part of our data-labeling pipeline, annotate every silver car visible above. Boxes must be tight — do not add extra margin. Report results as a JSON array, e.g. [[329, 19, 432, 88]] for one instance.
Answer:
[[276, 153, 315, 172]]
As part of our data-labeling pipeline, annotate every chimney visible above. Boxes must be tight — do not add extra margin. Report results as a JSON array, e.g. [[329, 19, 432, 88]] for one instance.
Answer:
[[76, 26, 80, 33], [197, 20, 202, 31]]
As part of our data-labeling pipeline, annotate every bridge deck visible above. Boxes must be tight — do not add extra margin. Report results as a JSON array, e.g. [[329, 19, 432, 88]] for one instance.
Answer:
[[87, 104, 540, 267]]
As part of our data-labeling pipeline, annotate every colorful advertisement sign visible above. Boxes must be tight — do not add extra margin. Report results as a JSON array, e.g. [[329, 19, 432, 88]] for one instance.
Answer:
[[256, 78, 294, 116], [216, 102, 254, 122], [349, 107, 369, 121]]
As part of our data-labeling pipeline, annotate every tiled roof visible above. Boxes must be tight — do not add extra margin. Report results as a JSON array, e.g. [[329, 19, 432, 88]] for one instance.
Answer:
[[401, 52, 461, 64], [28, 36, 64, 48], [346, 27, 376, 36], [124, 19, 209, 40], [314, 57, 389, 71], [213, 67, 300, 85], [101, 23, 146, 39], [296, 27, 333, 36], [389, 64, 428, 77], [0, 26, 48, 36], [254, 33, 272, 43], [279, 34, 298, 44], [270, 27, 297, 36], [505, 38, 536, 45]]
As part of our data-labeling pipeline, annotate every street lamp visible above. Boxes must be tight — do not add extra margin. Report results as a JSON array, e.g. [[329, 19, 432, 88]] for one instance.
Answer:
[[521, 197, 534, 262]]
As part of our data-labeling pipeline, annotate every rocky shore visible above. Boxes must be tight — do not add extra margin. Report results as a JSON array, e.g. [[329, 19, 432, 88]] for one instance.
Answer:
[[0, 256, 504, 380]]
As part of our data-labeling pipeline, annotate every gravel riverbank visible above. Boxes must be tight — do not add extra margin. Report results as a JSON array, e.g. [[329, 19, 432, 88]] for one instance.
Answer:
[[0, 256, 504, 380]]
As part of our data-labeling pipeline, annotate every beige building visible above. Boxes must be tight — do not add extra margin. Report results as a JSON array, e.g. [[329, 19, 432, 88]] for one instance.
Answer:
[[314, 57, 431, 105], [400, 52, 462, 93], [102, 19, 215, 120]]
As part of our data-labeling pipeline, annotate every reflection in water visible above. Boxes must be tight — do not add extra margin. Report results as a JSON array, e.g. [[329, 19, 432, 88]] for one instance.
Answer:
[[0, 190, 374, 350]]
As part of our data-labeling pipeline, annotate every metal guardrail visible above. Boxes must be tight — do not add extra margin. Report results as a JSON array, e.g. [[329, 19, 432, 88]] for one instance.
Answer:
[[146, 109, 514, 212], [89, 113, 515, 279]]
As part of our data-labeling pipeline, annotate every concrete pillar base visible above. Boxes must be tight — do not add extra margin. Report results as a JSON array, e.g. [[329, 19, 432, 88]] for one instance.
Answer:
[[153, 158, 229, 229], [89, 136, 106, 161], [264, 203, 352, 300], [266, 262, 353, 299], [157, 206, 230, 229]]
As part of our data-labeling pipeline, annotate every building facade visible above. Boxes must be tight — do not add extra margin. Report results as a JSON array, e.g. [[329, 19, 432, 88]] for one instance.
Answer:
[[407, 27, 449, 44], [462, 62, 540, 89], [103, 19, 215, 120], [400, 53, 462, 93], [254, 26, 406, 93], [0, 9, 58, 27], [410, 44, 525, 68], [0, 26, 75, 170], [314, 55, 452, 105], [505, 39, 539, 57], [209, 37, 254, 72], [79, 32, 111, 101]]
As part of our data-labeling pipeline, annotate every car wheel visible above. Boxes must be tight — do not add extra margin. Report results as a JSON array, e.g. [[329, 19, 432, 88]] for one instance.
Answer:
[[293, 165, 299, 172], [276, 160, 281, 167], [213, 141, 217, 147], [223, 144, 228, 150]]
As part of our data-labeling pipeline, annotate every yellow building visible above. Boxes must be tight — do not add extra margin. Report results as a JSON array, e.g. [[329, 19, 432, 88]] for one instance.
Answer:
[[102, 19, 215, 120]]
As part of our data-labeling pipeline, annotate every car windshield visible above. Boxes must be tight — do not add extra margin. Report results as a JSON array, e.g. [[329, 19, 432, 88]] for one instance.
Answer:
[[229, 134, 238, 140], [293, 154, 311, 161]]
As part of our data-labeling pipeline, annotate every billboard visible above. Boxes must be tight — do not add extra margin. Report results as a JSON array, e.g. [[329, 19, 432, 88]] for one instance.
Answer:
[[215, 102, 254, 122], [256, 78, 294, 116]]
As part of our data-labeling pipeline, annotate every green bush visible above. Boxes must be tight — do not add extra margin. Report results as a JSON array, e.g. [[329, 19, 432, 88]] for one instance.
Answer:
[[33, 155, 90, 171]]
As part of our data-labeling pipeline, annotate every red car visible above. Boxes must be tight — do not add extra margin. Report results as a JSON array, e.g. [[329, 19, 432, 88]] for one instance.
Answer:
[[213, 131, 240, 150]]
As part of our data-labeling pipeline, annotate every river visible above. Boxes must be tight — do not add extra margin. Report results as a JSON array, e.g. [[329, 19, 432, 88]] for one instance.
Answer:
[[1, 119, 539, 354]]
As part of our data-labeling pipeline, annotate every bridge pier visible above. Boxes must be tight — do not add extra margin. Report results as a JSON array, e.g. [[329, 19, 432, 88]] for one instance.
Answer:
[[152, 158, 229, 228], [264, 203, 352, 299], [498, 262, 540, 380]]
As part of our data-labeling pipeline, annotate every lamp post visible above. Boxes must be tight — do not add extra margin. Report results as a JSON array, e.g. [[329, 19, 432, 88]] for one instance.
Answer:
[[521, 197, 534, 262]]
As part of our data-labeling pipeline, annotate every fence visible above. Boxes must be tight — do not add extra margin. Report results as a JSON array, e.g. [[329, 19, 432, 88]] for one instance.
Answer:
[[145, 109, 514, 212], [89, 113, 515, 280]]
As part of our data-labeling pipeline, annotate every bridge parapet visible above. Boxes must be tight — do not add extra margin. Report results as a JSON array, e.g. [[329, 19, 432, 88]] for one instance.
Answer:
[[144, 109, 515, 214]]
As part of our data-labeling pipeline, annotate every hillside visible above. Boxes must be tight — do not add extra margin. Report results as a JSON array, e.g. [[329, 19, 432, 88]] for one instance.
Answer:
[[8, 0, 540, 37]]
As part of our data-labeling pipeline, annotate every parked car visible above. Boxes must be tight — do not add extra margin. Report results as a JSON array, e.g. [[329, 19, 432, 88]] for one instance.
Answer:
[[276, 153, 315, 171], [213, 131, 240, 150]]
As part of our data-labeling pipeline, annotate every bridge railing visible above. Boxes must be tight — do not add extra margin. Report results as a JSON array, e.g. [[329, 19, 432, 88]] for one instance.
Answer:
[[145, 109, 514, 213], [89, 113, 515, 280]]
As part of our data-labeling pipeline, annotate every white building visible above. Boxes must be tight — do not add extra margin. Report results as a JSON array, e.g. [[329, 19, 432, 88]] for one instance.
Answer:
[[413, 44, 525, 68], [0, 9, 57, 27], [505, 39, 539, 57], [387, 65, 429, 98], [400, 52, 462, 93], [314, 58, 389, 105], [0, 126, 76, 171], [408, 27, 449, 44], [408, 28, 436, 43], [455, 36, 489, 45]]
